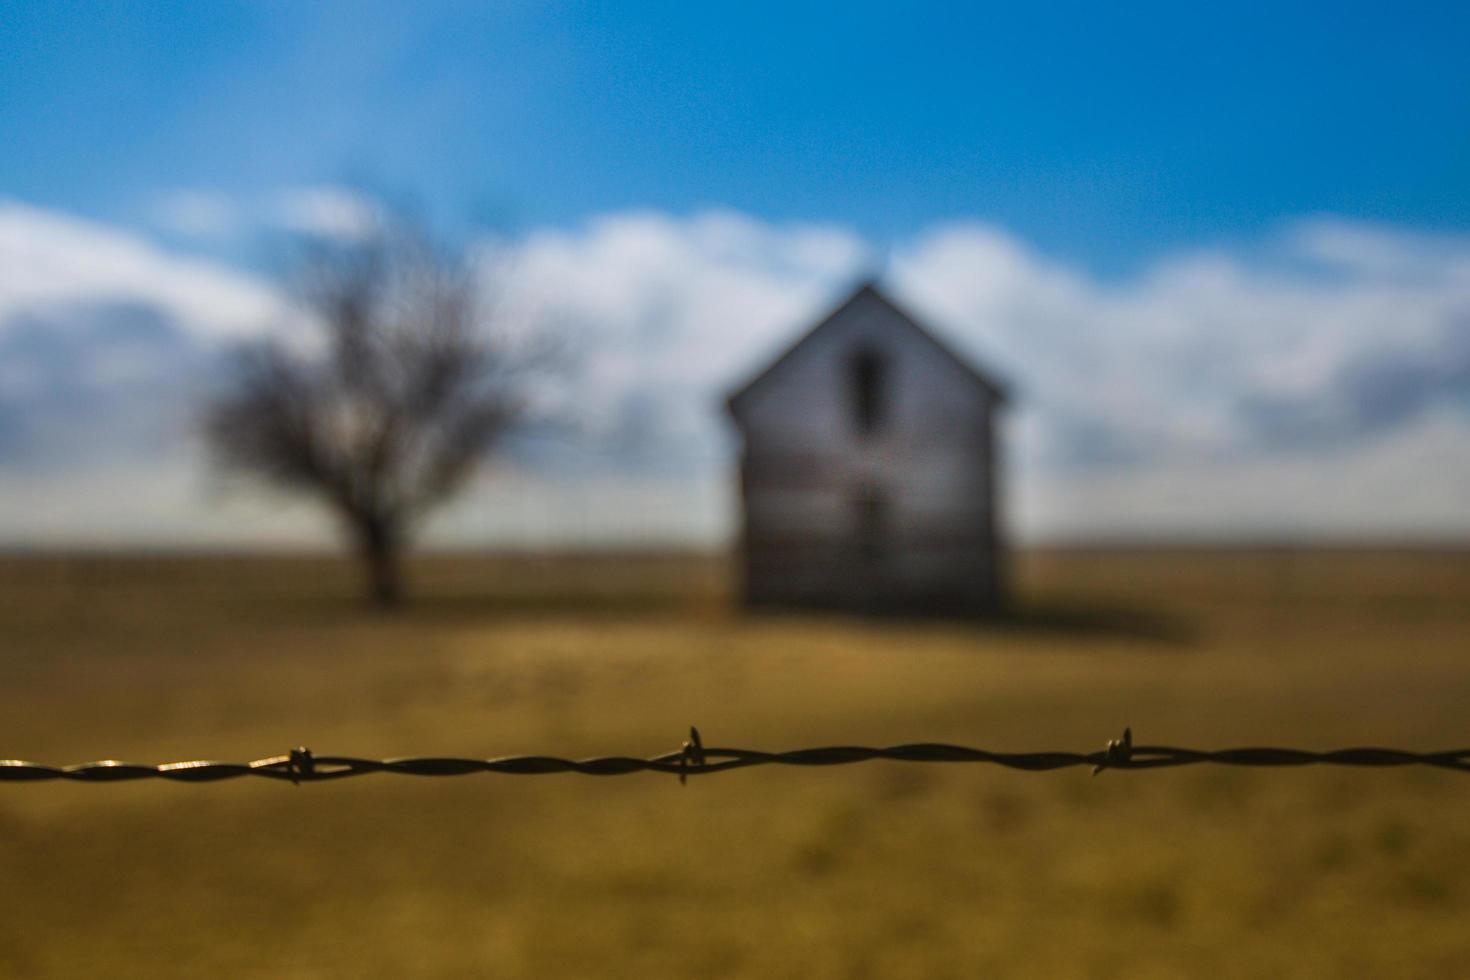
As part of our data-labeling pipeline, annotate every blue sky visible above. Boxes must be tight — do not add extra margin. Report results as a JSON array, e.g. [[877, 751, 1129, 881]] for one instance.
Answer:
[[2, 3, 1470, 546], [4, 2, 1468, 273]]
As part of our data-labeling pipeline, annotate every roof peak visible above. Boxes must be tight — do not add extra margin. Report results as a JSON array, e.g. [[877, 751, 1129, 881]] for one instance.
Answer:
[[726, 279, 1011, 414]]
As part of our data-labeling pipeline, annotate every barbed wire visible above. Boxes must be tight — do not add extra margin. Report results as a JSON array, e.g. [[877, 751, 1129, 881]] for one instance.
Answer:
[[3, 728, 1469, 785]]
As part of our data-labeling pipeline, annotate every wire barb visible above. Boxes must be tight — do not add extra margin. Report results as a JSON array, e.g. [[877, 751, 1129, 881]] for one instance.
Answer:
[[679, 726, 705, 786], [289, 746, 314, 786], [1094, 727, 1133, 776]]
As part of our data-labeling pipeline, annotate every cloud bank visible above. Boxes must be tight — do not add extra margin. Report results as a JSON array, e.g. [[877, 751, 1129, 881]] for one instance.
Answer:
[[3, 195, 1469, 547]]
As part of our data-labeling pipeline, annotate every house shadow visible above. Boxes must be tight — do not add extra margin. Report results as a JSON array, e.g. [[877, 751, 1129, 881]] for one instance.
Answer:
[[744, 596, 1199, 648], [979, 600, 1199, 647]]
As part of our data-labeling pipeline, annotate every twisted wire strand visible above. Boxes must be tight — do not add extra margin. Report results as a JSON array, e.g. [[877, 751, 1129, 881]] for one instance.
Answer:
[[3, 729, 1469, 784]]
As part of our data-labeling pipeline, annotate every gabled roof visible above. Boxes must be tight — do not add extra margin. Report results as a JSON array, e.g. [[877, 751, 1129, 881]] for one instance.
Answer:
[[725, 280, 1010, 417]]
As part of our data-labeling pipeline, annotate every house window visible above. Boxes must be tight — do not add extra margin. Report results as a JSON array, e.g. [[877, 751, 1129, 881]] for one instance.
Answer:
[[850, 347, 888, 435]]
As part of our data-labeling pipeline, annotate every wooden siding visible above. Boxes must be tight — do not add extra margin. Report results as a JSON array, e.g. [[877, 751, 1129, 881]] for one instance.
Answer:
[[728, 285, 1007, 613]]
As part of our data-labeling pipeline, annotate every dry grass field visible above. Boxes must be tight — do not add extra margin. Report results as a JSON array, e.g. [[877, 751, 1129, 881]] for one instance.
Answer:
[[1, 549, 1469, 978]]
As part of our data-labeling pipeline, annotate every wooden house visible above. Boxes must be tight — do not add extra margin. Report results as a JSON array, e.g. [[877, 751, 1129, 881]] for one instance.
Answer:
[[726, 282, 1009, 612]]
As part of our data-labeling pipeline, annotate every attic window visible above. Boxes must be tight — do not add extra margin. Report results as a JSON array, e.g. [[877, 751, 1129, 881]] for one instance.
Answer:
[[850, 347, 888, 435]]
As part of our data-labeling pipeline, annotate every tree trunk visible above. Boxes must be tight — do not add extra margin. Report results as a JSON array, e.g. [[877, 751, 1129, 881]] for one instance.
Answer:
[[357, 518, 404, 608]]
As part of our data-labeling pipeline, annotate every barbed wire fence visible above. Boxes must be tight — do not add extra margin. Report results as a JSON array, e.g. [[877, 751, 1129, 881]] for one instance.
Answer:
[[4, 728, 1469, 785]]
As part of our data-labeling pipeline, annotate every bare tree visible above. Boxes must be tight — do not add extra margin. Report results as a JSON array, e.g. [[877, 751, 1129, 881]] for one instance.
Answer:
[[206, 218, 535, 606]]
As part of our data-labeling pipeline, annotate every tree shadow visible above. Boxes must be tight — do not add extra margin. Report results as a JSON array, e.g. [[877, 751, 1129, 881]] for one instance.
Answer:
[[352, 589, 722, 623]]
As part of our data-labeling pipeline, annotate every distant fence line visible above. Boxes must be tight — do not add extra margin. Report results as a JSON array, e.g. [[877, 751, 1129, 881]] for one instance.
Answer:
[[4, 729, 1470, 785]]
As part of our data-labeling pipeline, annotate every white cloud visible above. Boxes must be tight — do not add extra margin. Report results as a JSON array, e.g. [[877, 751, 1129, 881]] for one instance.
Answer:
[[486, 210, 1470, 544], [147, 189, 240, 240], [1286, 217, 1470, 283], [0, 199, 285, 341], [1016, 410, 1470, 541], [271, 186, 378, 241], [894, 219, 1470, 463], [145, 184, 384, 244], [3, 200, 1470, 547], [498, 209, 868, 434]]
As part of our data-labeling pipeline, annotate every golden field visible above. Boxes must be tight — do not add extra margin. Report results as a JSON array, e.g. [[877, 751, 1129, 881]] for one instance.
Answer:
[[1, 549, 1468, 978]]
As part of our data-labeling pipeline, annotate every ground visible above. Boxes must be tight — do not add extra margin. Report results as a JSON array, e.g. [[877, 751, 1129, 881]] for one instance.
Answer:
[[1, 549, 1468, 978]]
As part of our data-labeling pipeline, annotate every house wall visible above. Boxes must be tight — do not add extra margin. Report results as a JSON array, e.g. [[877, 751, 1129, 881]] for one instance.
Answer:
[[732, 290, 1005, 612]]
